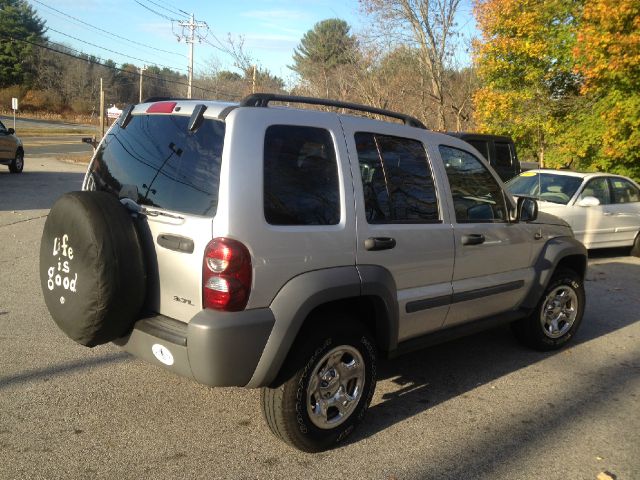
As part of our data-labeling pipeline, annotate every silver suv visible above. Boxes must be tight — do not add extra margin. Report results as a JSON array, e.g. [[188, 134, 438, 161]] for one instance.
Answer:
[[40, 94, 587, 452]]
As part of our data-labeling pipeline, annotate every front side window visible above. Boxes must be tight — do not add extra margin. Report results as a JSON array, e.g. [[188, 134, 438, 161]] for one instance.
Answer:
[[609, 178, 640, 204], [264, 125, 339, 225], [579, 177, 611, 205], [440, 145, 507, 223], [355, 132, 439, 224]]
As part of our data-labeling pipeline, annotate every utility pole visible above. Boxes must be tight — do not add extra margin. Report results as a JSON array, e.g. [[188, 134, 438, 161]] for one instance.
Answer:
[[139, 65, 147, 103], [177, 14, 207, 99], [100, 78, 105, 138]]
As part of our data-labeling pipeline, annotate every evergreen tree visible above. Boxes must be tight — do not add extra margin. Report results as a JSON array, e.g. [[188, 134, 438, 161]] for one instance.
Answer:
[[0, 0, 47, 87], [291, 19, 357, 97]]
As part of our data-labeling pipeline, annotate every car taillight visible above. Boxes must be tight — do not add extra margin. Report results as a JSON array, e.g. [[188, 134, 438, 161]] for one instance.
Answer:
[[203, 238, 252, 311], [146, 101, 177, 113]]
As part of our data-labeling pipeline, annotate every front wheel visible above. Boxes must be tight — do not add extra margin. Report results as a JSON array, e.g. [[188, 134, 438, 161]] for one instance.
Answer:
[[9, 150, 24, 173], [631, 232, 640, 257], [261, 319, 377, 452], [512, 268, 585, 351]]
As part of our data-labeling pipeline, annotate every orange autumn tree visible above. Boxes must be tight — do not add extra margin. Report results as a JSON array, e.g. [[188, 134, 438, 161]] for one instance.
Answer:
[[572, 0, 640, 179], [473, 0, 580, 168]]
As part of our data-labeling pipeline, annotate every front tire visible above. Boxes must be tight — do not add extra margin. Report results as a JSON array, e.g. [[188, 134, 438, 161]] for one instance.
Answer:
[[261, 319, 377, 452], [631, 232, 640, 257], [9, 150, 24, 173], [512, 268, 585, 351]]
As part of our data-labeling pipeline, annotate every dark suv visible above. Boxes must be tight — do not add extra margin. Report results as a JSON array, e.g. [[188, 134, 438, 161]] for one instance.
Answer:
[[448, 132, 520, 181]]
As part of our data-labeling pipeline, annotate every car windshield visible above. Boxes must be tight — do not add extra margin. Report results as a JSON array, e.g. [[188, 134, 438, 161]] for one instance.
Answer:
[[506, 172, 583, 205]]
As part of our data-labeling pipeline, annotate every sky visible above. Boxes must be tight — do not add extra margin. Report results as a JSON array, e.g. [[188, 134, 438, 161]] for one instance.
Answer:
[[28, 0, 478, 85]]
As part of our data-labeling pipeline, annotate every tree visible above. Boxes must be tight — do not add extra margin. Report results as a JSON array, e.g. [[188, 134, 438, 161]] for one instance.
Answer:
[[361, 0, 462, 130], [473, 0, 580, 167], [571, 0, 640, 179], [291, 18, 358, 98], [0, 0, 47, 87]]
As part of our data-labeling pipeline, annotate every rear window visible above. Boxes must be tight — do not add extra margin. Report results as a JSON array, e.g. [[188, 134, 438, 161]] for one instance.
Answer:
[[88, 114, 224, 216]]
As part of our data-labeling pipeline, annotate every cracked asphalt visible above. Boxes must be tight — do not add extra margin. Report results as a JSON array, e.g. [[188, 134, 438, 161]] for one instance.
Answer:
[[1, 158, 639, 480]]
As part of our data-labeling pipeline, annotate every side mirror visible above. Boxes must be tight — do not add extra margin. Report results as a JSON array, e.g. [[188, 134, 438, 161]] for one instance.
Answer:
[[577, 196, 600, 207], [7, 128, 15, 135], [517, 196, 538, 222]]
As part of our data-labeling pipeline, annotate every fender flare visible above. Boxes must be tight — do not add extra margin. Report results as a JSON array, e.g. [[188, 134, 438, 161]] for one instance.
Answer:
[[520, 236, 587, 310], [245, 265, 398, 388]]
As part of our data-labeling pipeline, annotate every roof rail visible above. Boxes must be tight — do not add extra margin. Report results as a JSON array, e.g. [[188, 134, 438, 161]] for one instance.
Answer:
[[239, 93, 427, 130]]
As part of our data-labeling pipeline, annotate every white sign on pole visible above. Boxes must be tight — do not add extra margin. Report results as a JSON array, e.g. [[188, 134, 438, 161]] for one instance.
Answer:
[[107, 104, 123, 119], [12, 97, 18, 110]]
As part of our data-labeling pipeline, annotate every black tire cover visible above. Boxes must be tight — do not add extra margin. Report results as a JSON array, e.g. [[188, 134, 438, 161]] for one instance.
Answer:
[[40, 191, 146, 347]]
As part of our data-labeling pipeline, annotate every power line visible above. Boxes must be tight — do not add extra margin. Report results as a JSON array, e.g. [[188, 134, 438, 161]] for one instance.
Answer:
[[2, 34, 243, 99], [150, 0, 190, 17], [30, 0, 184, 58], [141, 0, 189, 20], [133, 0, 176, 22], [46, 26, 188, 73]]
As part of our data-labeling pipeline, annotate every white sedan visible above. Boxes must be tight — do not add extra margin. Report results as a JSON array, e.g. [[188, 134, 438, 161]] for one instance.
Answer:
[[507, 170, 640, 254]]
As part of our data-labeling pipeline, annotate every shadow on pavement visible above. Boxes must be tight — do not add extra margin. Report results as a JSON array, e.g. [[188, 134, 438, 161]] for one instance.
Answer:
[[349, 259, 640, 455], [0, 170, 85, 212], [0, 352, 131, 390]]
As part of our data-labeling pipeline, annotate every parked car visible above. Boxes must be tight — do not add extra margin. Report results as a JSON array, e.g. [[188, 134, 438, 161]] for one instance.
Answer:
[[447, 132, 520, 181], [39, 95, 588, 452], [0, 120, 24, 173], [507, 169, 640, 255]]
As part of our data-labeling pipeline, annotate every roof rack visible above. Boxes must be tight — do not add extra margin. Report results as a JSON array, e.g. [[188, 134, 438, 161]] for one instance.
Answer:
[[239, 93, 427, 130]]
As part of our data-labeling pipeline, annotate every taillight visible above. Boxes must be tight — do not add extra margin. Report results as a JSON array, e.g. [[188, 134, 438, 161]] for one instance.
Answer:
[[203, 238, 252, 311]]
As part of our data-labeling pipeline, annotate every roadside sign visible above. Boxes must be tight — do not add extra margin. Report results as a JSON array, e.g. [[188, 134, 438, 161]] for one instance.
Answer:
[[12, 97, 18, 110], [107, 105, 122, 119]]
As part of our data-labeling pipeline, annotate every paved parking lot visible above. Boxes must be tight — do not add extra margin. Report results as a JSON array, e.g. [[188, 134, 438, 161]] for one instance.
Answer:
[[1, 158, 638, 480]]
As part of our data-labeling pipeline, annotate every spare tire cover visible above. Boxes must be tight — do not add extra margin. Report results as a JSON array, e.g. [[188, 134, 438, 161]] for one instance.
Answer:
[[40, 191, 146, 347]]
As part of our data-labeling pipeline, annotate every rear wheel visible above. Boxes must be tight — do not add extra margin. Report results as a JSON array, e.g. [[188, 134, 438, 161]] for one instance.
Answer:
[[9, 150, 23, 173], [261, 318, 377, 452], [512, 268, 585, 351]]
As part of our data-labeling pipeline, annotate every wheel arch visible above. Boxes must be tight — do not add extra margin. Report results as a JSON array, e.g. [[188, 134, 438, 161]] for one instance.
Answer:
[[520, 236, 588, 310], [245, 266, 398, 388]]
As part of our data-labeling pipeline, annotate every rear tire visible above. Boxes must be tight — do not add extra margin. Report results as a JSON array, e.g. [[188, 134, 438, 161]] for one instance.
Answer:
[[9, 150, 23, 173], [512, 268, 585, 351], [261, 318, 377, 452]]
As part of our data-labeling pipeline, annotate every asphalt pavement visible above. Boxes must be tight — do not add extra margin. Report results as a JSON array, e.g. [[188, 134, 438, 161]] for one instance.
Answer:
[[0, 158, 638, 480]]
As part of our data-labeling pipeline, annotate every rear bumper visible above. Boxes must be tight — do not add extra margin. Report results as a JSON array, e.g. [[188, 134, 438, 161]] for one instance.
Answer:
[[113, 308, 275, 387]]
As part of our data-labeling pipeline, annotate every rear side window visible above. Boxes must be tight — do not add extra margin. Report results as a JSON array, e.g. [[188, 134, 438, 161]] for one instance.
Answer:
[[89, 114, 224, 216], [263, 125, 339, 225], [610, 178, 640, 203], [355, 132, 439, 223], [494, 142, 513, 167]]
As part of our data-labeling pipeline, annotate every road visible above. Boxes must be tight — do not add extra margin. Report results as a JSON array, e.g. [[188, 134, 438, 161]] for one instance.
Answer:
[[0, 115, 96, 157], [1, 158, 639, 480]]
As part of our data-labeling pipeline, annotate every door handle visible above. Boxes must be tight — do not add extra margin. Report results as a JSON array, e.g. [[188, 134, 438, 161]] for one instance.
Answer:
[[157, 234, 194, 253], [461, 234, 485, 246], [365, 237, 396, 251]]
